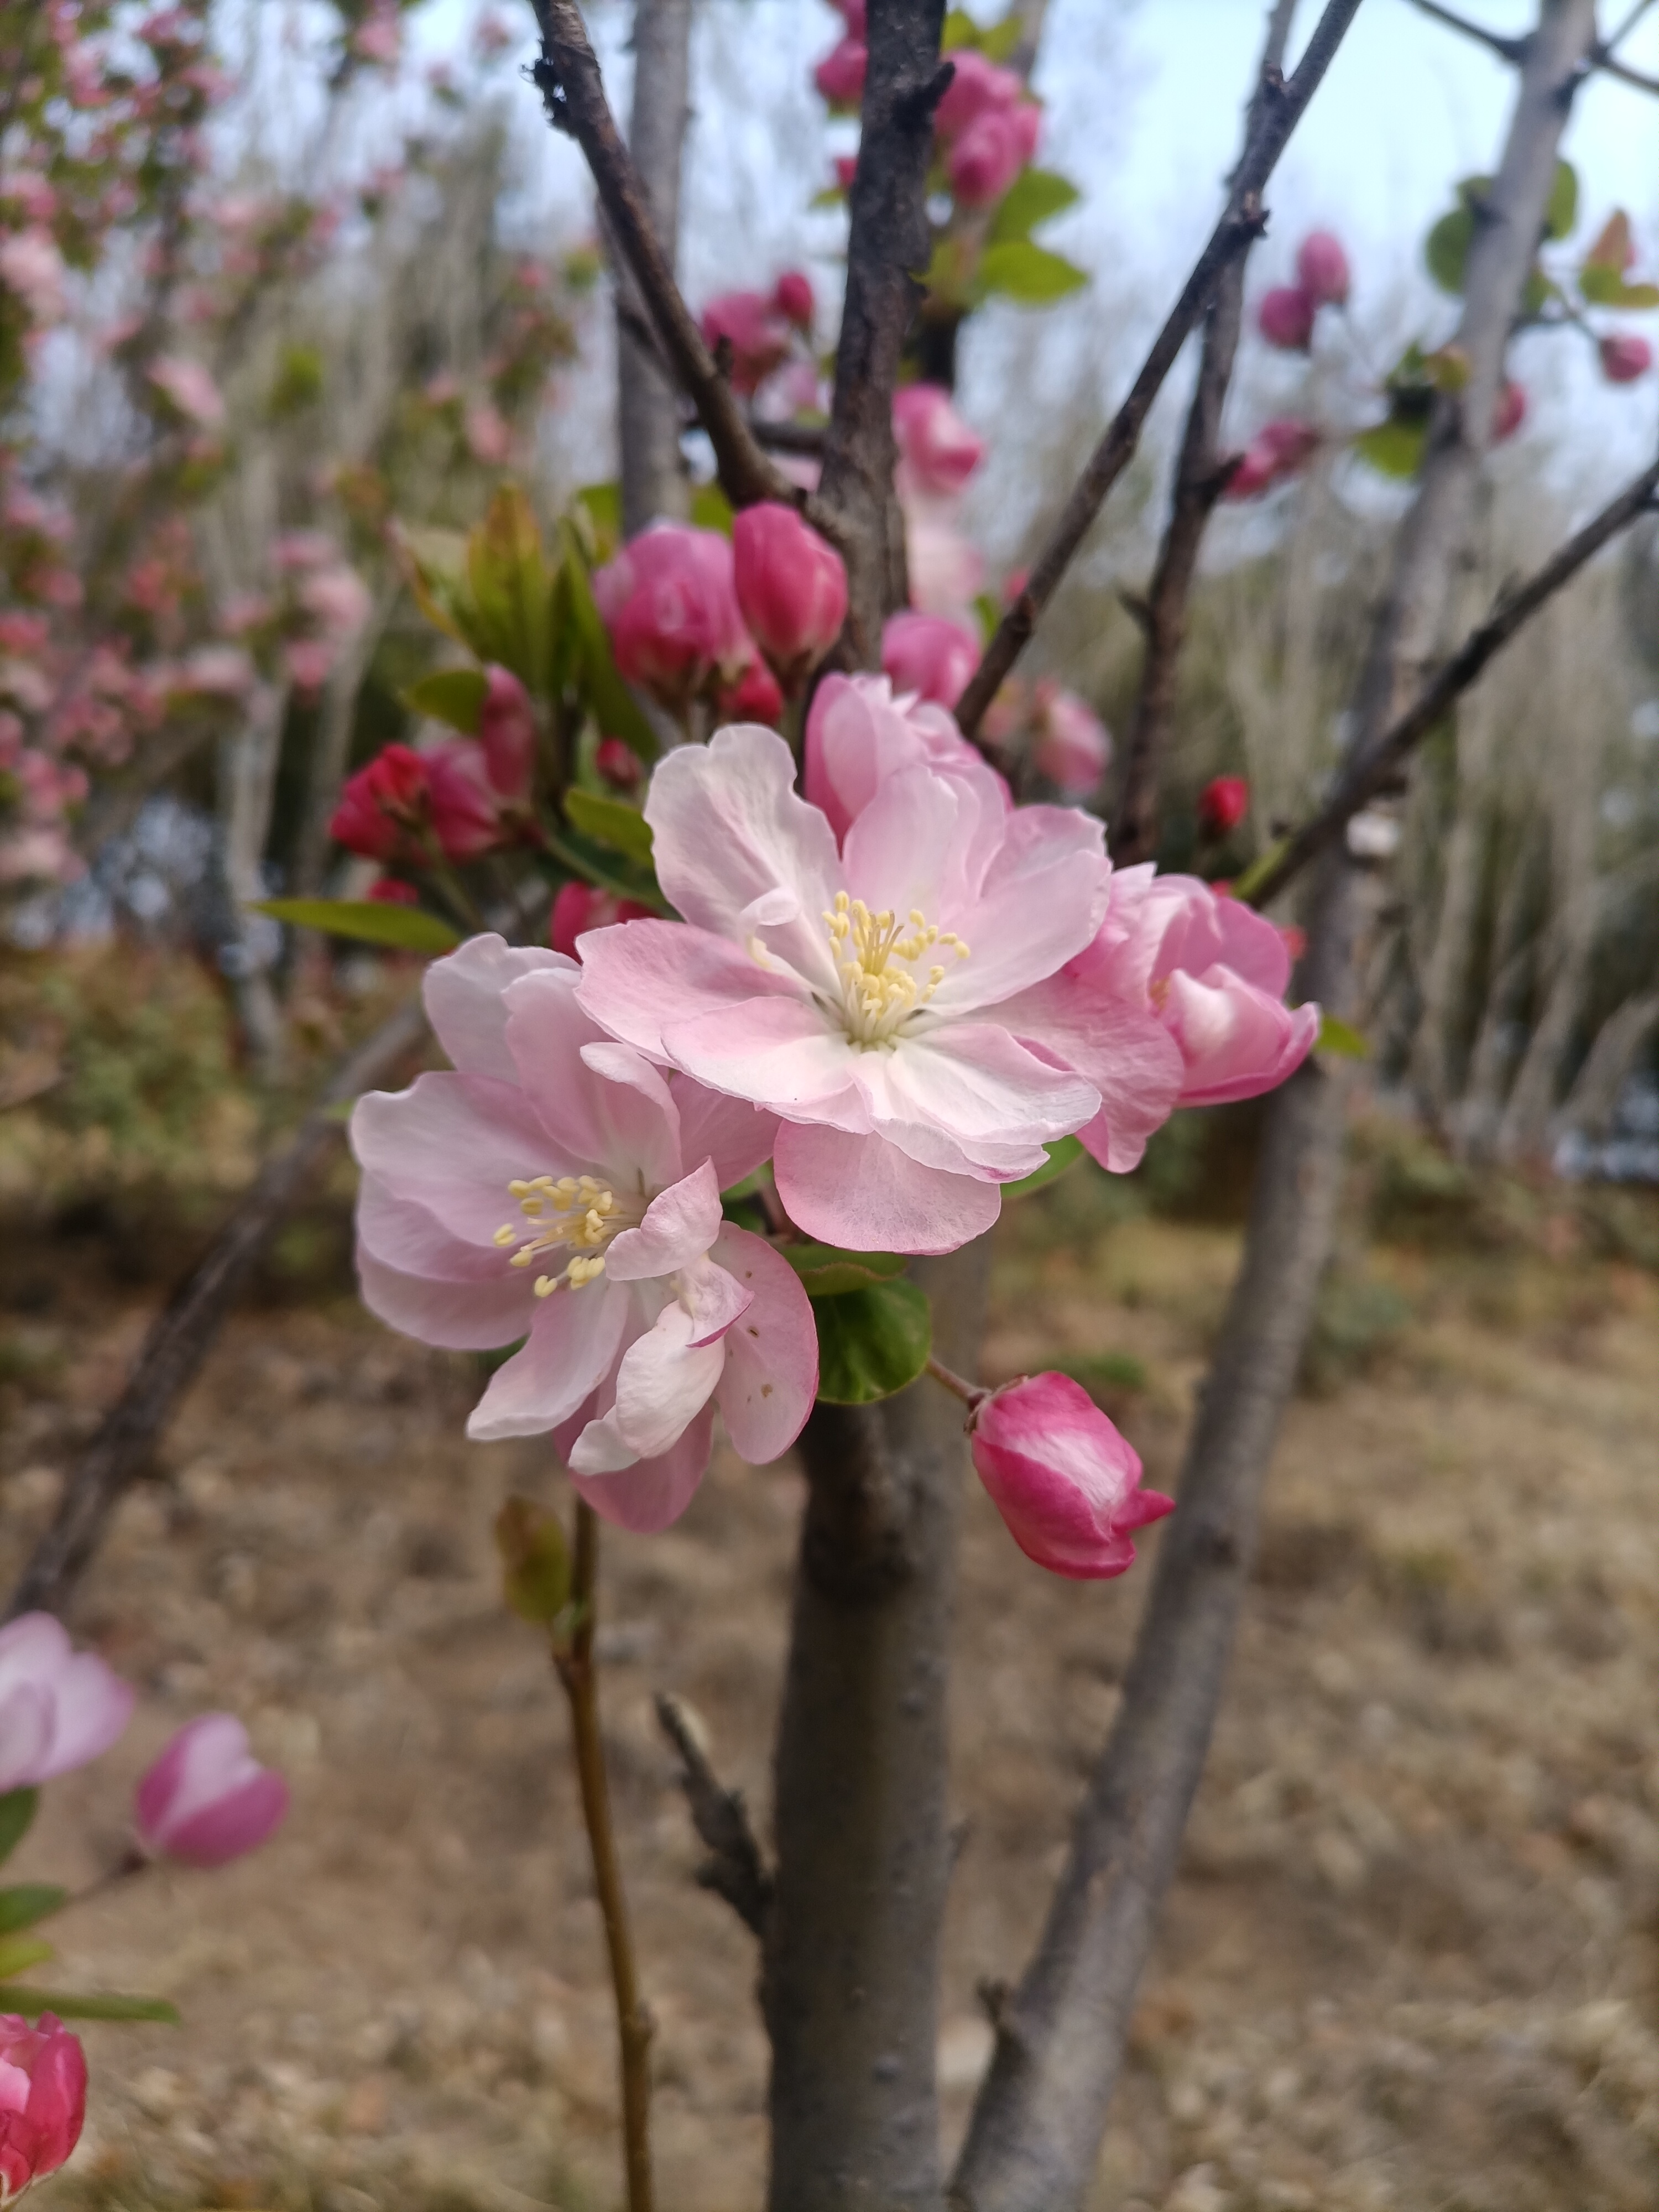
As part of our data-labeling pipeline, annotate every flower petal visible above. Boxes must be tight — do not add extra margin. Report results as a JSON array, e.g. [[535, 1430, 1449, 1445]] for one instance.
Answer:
[[575, 917, 802, 1060], [662, 997, 866, 1123], [502, 968, 681, 1189], [604, 1160, 724, 1282], [709, 1224, 818, 1462], [881, 1023, 1099, 1164], [358, 1247, 533, 1350], [675, 1251, 754, 1348], [34, 1653, 135, 1780], [0, 1686, 54, 1796], [930, 802, 1110, 1013], [352, 1071, 570, 1245], [570, 1301, 726, 1466], [669, 1074, 779, 1190], [571, 1404, 716, 1534], [1003, 969, 1186, 1173], [773, 1120, 1002, 1254], [1163, 968, 1319, 1105], [356, 1174, 514, 1283], [467, 1280, 632, 1440], [424, 933, 576, 1081]]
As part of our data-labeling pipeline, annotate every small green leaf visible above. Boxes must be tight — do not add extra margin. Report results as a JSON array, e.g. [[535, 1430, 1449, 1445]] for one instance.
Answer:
[[690, 483, 734, 538], [0, 1793, 37, 1869], [253, 899, 461, 956], [977, 240, 1087, 305], [1544, 158, 1578, 242], [0, 1987, 180, 2025], [1230, 840, 1288, 906], [942, 8, 1022, 60], [784, 1244, 909, 1297], [1425, 206, 1473, 295], [1585, 211, 1632, 272], [494, 1498, 571, 1626], [1001, 1135, 1084, 1201], [812, 1280, 932, 1405], [1352, 417, 1428, 481], [401, 666, 488, 734], [0, 1937, 53, 1981], [1519, 265, 1557, 319], [575, 481, 622, 563], [0, 1886, 65, 1934], [1580, 264, 1659, 308], [564, 789, 654, 864], [987, 167, 1080, 247], [1317, 1012, 1370, 1060]]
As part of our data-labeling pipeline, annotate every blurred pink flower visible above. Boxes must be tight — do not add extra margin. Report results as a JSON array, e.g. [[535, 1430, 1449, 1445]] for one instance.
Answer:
[[477, 665, 536, 800], [594, 523, 756, 712], [813, 35, 867, 108], [968, 1374, 1173, 1579], [881, 610, 980, 709], [773, 269, 815, 332], [1031, 682, 1110, 796], [903, 506, 985, 621], [1258, 285, 1315, 352], [135, 1714, 288, 1867], [732, 503, 848, 691], [0, 1613, 134, 1791], [550, 881, 655, 959], [1295, 229, 1350, 307], [148, 354, 225, 426], [805, 671, 1008, 846], [947, 106, 1035, 208], [893, 384, 986, 500], [1197, 774, 1249, 838], [299, 566, 371, 638], [465, 403, 513, 463], [0, 2012, 86, 2203], [1598, 332, 1651, 384], [934, 49, 1022, 140], [698, 290, 792, 397], [0, 229, 67, 323]]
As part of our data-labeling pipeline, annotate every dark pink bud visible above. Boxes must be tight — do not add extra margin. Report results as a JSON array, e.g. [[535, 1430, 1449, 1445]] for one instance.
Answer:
[[134, 1714, 288, 1867], [1224, 416, 1319, 499], [593, 523, 754, 710], [1295, 229, 1350, 307], [477, 664, 535, 800], [1259, 285, 1316, 351], [774, 269, 815, 332], [968, 1374, 1174, 1579], [426, 740, 505, 860], [330, 743, 430, 863], [367, 875, 418, 904], [832, 155, 858, 195], [893, 383, 986, 498], [947, 107, 1027, 209], [550, 881, 655, 959], [718, 656, 785, 726], [881, 611, 980, 709], [1197, 774, 1249, 838], [934, 49, 1022, 142], [732, 503, 849, 691], [813, 36, 866, 109], [1598, 332, 1652, 384], [1491, 378, 1526, 442], [0, 2013, 86, 2200], [594, 736, 642, 790], [698, 291, 791, 397]]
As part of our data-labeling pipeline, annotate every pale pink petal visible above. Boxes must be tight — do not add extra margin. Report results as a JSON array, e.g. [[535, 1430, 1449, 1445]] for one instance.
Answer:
[[352, 1072, 568, 1244], [1162, 969, 1319, 1105], [675, 1251, 754, 1347], [773, 1120, 1002, 1253], [710, 1224, 818, 1461], [1003, 969, 1186, 1173], [501, 968, 680, 1188], [356, 1175, 515, 1282], [358, 1248, 532, 1349], [35, 1654, 135, 1780], [1212, 893, 1294, 995], [575, 917, 801, 1060], [930, 804, 1110, 1014], [662, 997, 866, 1122], [468, 1279, 632, 1439], [571, 1404, 716, 1533], [604, 1160, 723, 1281], [881, 1023, 1099, 1166], [841, 759, 977, 921], [643, 726, 842, 987], [570, 1302, 725, 1465], [669, 1074, 779, 1190], [423, 933, 576, 1081], [0, 1687, 53, 1794]]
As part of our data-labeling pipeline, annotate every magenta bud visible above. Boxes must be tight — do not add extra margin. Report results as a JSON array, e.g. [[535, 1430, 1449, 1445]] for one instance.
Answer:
[[1295, 229, 1350, 307], [134, 1714, 289, 1868], [732, 503, 849, 692], [773, 269, 815, 333], [813, 35, 867, 109], [0, 2013, 86, 2201], [880, 610, 980, 709], [477, 664, 536, 801], [697, 290, 791, 398], [968, 1374, 1174, 1579], [1491, 378, 1527, 442], [550, 880, 655, 958], [1598, 332, 1651, 384], [1258, 285, 1316, 351], [946, 107, 1029, 209], [594, 735, 642, 790], [1197, 774, 1249, 838], [893, 383, 986, 499]]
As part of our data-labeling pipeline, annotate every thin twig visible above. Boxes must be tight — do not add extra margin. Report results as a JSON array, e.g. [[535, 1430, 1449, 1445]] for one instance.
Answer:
[[954, 0, 1365, 738], [1406, 0, 1527, 62], [555, 1504, 654, 2212], [749, 417, 828, 458], [1410, 0, 1659, 92], [1244, 454, 1659, 907], [653, 1692, 773, 1938]]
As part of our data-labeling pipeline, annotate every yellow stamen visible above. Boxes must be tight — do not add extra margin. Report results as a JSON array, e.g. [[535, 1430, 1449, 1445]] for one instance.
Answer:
[[820, 894, 970, 1047]]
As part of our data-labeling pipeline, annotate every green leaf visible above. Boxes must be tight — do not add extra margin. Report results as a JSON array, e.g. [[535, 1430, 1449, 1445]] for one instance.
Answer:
[[0, 1886, 65, 1934], [465, 485, 552, 697], [1230, 839, 1288, 906], [943, 8, 1022, 60], [400, 525, 473, 650], [987, 167, 1080, 247], [1544, 158, 1578, 242], [784, 1244, 909, 1297], [690, 483, 734, 538], [1317, 1011, 1370, 1060], [1580, 264, 1659, 307], [563, 789, 654, 864], [575, 481, 622, 563], [812, 1280, 932, 1405], [494, 1498, 571, 1625], [0, 1937, 53, 1981], [254, 899, 461, 956], [0, 1793, 37, 1868], [401, 666, 487, 734], [1001, 1134, 1084, 1201], [1352, 417, 1428, 481], [0, 1987, 180, 2025], [1585, 211, 1632, 273], [1425, 206, 1474, 295], [977, 240, 1087, 305], [539, 827, 667, 915], [1519, 264, 1557, 319]]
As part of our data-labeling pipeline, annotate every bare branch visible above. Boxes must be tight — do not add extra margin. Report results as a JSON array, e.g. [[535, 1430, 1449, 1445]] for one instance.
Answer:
[[954, 0, 1365, 738], [1244, 455, 1659, 907], [653, 1693, 773, 1938], [1410, 0, 1659, 93], [1407, 0, 1528, 62], [1589, 38, 1659, 95]]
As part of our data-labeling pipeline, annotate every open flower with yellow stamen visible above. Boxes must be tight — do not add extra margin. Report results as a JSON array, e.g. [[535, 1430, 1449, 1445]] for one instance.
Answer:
[[349, 936, 816, 1531], [575, 726, 1125, 1253]]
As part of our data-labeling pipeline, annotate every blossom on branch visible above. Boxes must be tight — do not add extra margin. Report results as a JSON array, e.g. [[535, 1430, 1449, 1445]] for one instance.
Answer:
[[594, 524, 757, 714], [805, 672, 1007, 846], [135, 1714, 289, 1867], [0, 2014, 86, 2204], [968, 1373, 1173, 1579], [0, 1614, 133, 1791], [881, 611, 980, 708], [732, 504, 848, 693]]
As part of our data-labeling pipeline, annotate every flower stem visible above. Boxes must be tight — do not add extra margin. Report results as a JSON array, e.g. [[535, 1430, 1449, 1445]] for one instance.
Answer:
[[554, 1501, 654, 2212], [925, 1353, 985, 1410]]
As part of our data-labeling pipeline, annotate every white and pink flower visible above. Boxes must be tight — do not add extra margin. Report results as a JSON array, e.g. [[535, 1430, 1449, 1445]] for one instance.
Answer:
[[805, 671, 1008, 844], [351, 936, 816, 1531]]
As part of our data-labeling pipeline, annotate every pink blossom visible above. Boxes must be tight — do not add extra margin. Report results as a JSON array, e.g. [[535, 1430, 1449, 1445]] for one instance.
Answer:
[[1598, 332, 1651, 384], [299, 566, 371, 638], [176, 645, 255, 697], [474, 11, 515, 55], [0, 2013, 86, 2203], [947, 106, 1033, 208], [774, 269, 815, 331], [147, 354, 225, 427], [351, 1, 401, 65], [284, 638, 336, 694], [465, 403, 513, 463], [968, 1374, 1173, 1579], [814, 36, 867, 109], [594, 524, 755, 712], [934, 50, 1022, 141], [882, 611, 980, 709], [698, 291, 792, 398], [477, 665, 536, 800], [1223, 417, 1319, 500], [1258, 285, 1316, 352], [575, 726, 1118, 1254], [596, 736, 642, 790], [0, 229, 67, 324], [832, 0, 867, 32], [1031, 682, 1110, 796], [0, 615, 48, 658], [271, 530, 334, 573], [0, 1613, 134, 1791], [4, 174, 56, 226], [1491, 378, 1527, 442], [134, 1714, 288, 1867], [369, 875, 417, 904], [1197, 774, 1249, 837], [893, 384, 985, 500], [717, 657, 784, 726], [1295, 229, 1350, 307], [551, 881, 655, 959], [0, 827, 82, 886], [832, 155, 858, 195], [904, 508, 985, 620], [805, 671, 1009, 846], [351, 937, 813, 1529], [426, 740, 510, 860], [732, 503, 848, 690]]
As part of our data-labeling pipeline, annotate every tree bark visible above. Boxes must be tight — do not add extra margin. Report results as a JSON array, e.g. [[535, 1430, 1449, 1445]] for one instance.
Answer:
[[765, 1242, 988, 2212], [951, 7, 1599, 2205], [616, 0, 693, 534]]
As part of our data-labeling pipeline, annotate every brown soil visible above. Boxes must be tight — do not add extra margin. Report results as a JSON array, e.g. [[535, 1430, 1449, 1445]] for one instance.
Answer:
[[7, 1185, 1657, 2212]]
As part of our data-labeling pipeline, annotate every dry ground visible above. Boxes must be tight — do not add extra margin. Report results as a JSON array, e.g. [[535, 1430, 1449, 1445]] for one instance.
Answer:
[[3, 1160, 1656, 2212]]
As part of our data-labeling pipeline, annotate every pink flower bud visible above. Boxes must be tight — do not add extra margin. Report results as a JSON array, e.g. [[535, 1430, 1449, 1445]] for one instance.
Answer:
[[732, 503, 848, 691], [813, 35, 867, 109], [1223, 417, 1319, 500], [330, 743, 431, 863], [698, 291, 792, 398], [774, 269, 815, 332], [284, 638, 337, 695], [0, 1614, 133, 1790], [934, 49, 1022, 142], [135, 1714, 287, 1867], [1031, 681, 1110, 796], [1198, 773, 1249, 838], [833, 0, 867, 32], [1295, 229, 1350, 307], [717, 657, 785, 726], [968, 1374, 1173, 1579], [1598, 332, 1652, 384], [832, 155, 858, 195], [477, 664, 536, 800], [1491, 378, 1526, 442], [368, 876, 417, 904], [549, 880, 656, 958], [881, 611, 980, 709], [1258, 285, 1316, 352], [594, 735, 642, 790], [594, 523, 755, 710], [893, 383, 986, 499], [947, 107, 1029, 209], [0, 2013, 86, 2200], [426, 740, 507, 861]]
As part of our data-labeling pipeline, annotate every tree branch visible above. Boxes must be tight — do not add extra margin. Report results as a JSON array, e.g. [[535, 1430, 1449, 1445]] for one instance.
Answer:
[[1406, 0, 1528, 62], [1409, 0, 1659, 93], [654, 1692, 773, 1938], [1244, 453, 1659, 908], [614, 0, 694, 534], [954, 0, 1365, 739], [1110, 0, 1301, 863]]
